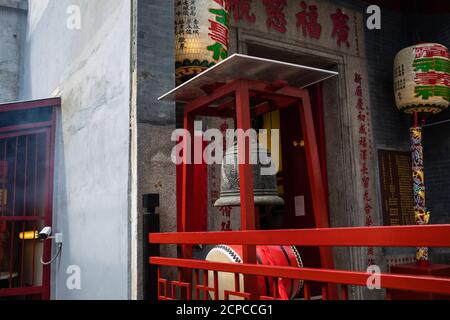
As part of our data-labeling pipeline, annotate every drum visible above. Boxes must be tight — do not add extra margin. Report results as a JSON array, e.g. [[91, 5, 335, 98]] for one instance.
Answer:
[[205, 245, 303, 300]]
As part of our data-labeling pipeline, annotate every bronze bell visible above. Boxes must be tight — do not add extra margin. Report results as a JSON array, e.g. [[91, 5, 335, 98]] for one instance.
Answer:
[[214, 140, 285, 207]]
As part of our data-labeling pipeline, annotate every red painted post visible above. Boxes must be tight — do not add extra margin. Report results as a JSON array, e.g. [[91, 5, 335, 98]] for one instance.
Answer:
[[181, 111, 195, 242], [235, 80, 258, 299], [31, 135, 38, 286], [341, 284, 349, 300], [297, 90, 337, 299], [303, 282, 311, 300], [9, 137, 19, 288], [20, 137, 29, 287], [179, 110, 195, 295], [213, 271, 219, 300]]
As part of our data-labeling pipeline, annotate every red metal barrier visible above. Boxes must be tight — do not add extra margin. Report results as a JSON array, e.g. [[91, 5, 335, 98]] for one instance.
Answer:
[[149, 225, 450, 300]]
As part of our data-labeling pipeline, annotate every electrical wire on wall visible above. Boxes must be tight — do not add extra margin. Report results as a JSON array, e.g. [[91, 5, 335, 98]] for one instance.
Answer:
[[40, 243, 62, 265]]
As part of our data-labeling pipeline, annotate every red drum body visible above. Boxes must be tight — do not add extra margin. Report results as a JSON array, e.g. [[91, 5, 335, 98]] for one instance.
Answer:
[[205, 245, 303, 300]]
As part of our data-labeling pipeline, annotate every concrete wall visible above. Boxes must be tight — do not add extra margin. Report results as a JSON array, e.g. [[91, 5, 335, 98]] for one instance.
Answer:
[[18, 0, 132, 299], [0, 0, 27, 102]]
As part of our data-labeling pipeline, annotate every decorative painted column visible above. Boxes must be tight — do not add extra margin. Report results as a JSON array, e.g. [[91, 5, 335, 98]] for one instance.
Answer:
[[410, 116, 429, 265], [394, 43, 450, 266]]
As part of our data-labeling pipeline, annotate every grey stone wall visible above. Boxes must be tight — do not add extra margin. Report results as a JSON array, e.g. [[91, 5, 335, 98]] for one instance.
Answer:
[[363, 7, 411, 150], [0, 0, 27, 102], [18, 0, 132, 299], [328, 2, 410, 146], [134, 0, 177, 299]]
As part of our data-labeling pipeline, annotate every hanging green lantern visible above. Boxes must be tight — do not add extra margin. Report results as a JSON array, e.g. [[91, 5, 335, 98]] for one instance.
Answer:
[[394, 43, 450, 114]]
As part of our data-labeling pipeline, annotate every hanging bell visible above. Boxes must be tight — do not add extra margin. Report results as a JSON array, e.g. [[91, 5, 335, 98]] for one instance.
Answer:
[[214, 140, 285, 207]]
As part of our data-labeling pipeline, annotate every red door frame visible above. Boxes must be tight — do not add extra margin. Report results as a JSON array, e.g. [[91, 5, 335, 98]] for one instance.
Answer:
[[0, 98, 59, 300], [179, 79, 336, 299]]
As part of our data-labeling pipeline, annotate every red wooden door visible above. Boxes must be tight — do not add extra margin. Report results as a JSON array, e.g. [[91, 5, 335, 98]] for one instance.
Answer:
[[0, 99, 59, 300]]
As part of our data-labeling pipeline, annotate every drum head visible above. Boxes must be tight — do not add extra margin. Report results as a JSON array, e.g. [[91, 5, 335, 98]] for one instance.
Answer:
[[205, 245, 303, 300], [205, 245, 245, 300]]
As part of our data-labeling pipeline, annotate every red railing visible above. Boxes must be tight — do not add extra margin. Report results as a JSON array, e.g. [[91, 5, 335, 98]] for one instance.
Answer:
[[149, 225, 450, 300]]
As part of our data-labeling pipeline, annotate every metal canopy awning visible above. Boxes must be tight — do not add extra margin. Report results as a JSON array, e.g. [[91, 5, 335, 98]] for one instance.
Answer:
[[158, 54, 338, 103]]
